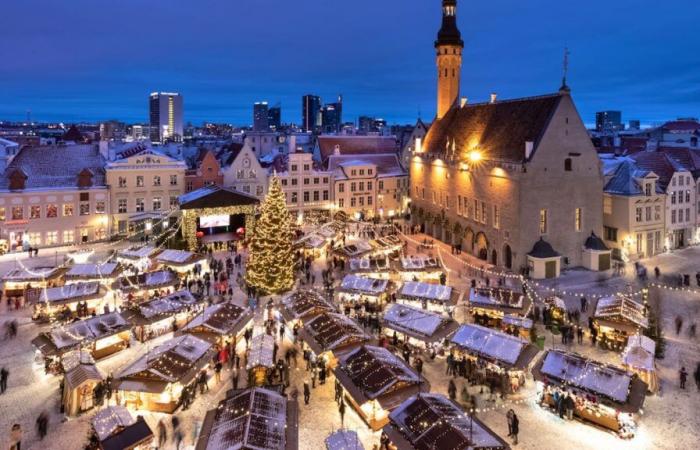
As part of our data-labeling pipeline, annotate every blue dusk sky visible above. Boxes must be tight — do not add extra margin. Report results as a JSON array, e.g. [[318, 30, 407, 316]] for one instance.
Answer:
[[0, 0, 698, 127]]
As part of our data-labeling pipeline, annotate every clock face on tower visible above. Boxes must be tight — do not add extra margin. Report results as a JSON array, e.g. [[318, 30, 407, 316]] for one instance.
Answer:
[[243, 157, 251, 168]]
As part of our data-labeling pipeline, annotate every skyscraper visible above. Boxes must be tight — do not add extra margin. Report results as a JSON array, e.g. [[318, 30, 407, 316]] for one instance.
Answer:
[[149, 92, 183, 143], [253, 102, 270, 131], [267, 104, 282, 130], [321, 95, 343, 133], [302, 94, 322, 132], [595, 111, 623, 132]]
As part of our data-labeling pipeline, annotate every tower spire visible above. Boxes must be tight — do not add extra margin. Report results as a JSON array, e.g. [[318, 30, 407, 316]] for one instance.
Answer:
[[435, 0, 464, 119], [560, 46, 571, 93]]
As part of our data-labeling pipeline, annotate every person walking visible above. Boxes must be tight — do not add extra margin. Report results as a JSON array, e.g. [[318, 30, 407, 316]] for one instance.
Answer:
[[303, 381, 311, 405], [339, 399, 346, 427], [694, 362, 700, 391], [0, 367, 8, 394], [506, 409, 515, 437], [10, 424, 22, 450], [157, 419, 167, 449], [232, 367, 239, 390], [448, 379, 457, 401], [675, 316, 683, 335], [36, 412, 48, 440], [511, 412, 520, 445], [680, 367, 688, 389]]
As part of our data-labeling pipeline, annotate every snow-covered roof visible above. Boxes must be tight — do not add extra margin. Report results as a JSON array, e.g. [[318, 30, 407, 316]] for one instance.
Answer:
[[281, 289, 334, 320], [469, 287, 524, 309], [114, 270, 178, 291], [622, 335, 656, 371], [502, 314, 534, 330], [595, 295, 648, 328], [139, 290, 198, 319], [92, 406, 136, 441], [182, 301, 251, 335], [118, 245, 157, 259], [539, 350, 633, 404], [400, 281, 452, 302], [65, 263, 120, 279], [451, 323, 530, 366], [340, 345, 421, 399], [546, 296, 567, 311], [201, 387, 288, 450], [303, 312, 368, 353], [325, 430, 364, 450], [61, 349, 96, 372], [39, 282, 102, 304], [49, 312, 130, 350], [2, 266, 61, 282], [387, 393, 506, 450], [349, 256, 390, 273], [383, 304, 446, 337], [156, 249, 204, 265], [399, 254, 441, 270], [372, 235, 403, 250], [246, 334, 276, 370], [336, 240, 373, 257], [339, 274, 388, 294]]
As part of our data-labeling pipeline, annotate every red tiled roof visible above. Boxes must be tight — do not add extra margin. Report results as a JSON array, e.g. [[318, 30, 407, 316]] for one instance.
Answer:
[[630, 152, 686, 189], [318, 136, 399, 162], [662, 120, 700, 132]]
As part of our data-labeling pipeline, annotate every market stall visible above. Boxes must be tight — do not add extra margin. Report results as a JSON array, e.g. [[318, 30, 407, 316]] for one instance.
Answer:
[[543, 296, 568, 328], [62, 350, 104, 416], [90, 406, 154, 450], [324, 430, 364, 450], [532, 349, 647, 438], [112, 270, 179, 300], [593, 294, 648, 351], [382, 393, 509, 450], [2, 266, 64, 298], [393, 254, 444, 282], [468, 287, 531, 329], [335, 274, 390, 305], [622, 334, 659, 394], [279, 289, 336, 328], [334, 345, 429, 431], [64, 263, 123, 286], [31, 282, 111, 321], [155, 249, 209, 275], [397, 281, 460, 314], [450, 323, 539, 395], [246, 333, 276, 387], [181, 301, 253, 345], [121, 290, 203, 342], [32, 312, 132, 370], [114, 334, 214, 413], [348, 256, 392, 279], [501, 314, 534, 339], [370, 234, 404, 256], [381, 304, 458, 351], [116, 245, 159, 271], [196, 387, 298, 450], [299, 312, 370, 367], [334, 239, 373, 259]]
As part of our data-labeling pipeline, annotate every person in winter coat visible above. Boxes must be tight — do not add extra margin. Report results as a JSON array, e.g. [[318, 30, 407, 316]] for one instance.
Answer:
[[680, 367, 688, 389], [339, 399, 346, 426], [511, 412, 520, 444], [506, 409, 515, 437], [448, 379, 457, 401], [694, 362, 700, 391], [303, 381, 311, 405], [10, 424, 22, 450]]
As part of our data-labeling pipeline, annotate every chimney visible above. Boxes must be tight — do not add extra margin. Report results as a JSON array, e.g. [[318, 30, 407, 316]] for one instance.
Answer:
[[525, 141, 534, 160], [460, 97, 468, 108], [490, 93, 498, 104], [287, 134, 297, 154]]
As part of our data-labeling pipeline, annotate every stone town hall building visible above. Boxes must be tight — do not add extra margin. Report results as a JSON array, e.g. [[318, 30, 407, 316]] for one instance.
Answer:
[[410, 0, 605, 276]]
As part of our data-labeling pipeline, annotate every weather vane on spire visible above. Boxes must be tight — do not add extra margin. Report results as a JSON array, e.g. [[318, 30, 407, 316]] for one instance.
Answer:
[[561, 46, 571, 91]]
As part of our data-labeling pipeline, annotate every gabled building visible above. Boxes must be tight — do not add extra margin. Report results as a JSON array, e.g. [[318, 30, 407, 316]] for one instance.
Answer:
[[185, 149, 223, 192], [221, 142, 268, 199], [400, 119, 430, 168]]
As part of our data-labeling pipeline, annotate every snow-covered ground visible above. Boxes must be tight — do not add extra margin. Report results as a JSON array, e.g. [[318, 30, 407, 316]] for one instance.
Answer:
[[0, 236, 699, 449]]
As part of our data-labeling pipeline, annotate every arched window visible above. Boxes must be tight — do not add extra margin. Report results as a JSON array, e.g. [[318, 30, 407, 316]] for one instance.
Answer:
[[564, 158, 572, 172]]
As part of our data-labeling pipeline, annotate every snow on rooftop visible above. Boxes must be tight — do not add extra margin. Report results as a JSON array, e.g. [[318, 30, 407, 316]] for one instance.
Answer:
[[2, 266, 59, 281], [246, 334, 276, 370], [50, 312, 129, 350], [622, 335, 656, 371], [400, 281, 451, 302], [156, 249, 200, 264], [469, 287, 524, 309], [40, 282, 101, 303], [118, 245, 157, 259], [92, 406, 136, 441], [66, 263, 119, 278], [383, 304, 445, 337], [139, 290, 197, 319], [400, 254, 440, 270], [325, 430, 364, 450], [340, 274, 388, 294], [119, 334, 212, 381], [341, 345, 421, 398], [540, 350, 632, 404], [338, 239, 373, 256], [595, 295, 649, 328], [451, 323, 528, 366]]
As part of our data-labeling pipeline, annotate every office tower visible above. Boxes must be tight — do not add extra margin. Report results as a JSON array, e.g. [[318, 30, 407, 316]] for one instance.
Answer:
[[595, 110, 623, 132], [628, 120, 641, 131], [268, 104, 281, 130], [253, 102, 270, 131], [149, 92, 183, 143], [321, 95, 343, 133], [302, 94, 322, 132]]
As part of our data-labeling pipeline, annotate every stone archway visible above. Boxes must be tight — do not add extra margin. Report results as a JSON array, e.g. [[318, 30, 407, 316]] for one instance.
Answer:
[[504, 244, 513, 269], [464, 228, 475, 254], [491, 249, 498, 266], [475, 232, 489, 261]]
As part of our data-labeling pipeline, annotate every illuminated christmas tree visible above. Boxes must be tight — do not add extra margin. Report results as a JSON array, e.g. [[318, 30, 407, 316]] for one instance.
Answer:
[[245, 176, 295, 294]]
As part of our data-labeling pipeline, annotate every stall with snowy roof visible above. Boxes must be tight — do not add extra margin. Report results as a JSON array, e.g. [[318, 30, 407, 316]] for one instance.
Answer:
[[348, 255, 392, 279], [501, 314, 534, 339], [450, 323, 539, 395], [246, 333, 276, 387], [32, 312, 132, 369], [370, 234, 404, 256], [181, 301, 253, 345], [31, 281, 110, 321], [279, 289, 336, 329], [397, 281, 460, 314], [334, 239, 374, 259], [593, 294, 648, 351], [543, 296, 567, 328], [116, 245, 159, 271], [299, 312, 370, 368], [61, 349, 104, 416], [324, 430, 364, 450], [112, 270, 179, 298], [154, 249, 209, 275], [468, 286, 531, 330], [335, 274, 390, 305], [381, 304, 458, 351], [195, 386, 298, 450], [1, 266, 64, 297], [114, 334, 214, 413], [532, 349, 647, 437], [334, 345, 429, 430], [91, 406, 154, 450], [64, 263, 123, 285], [393, 254, 445, 282], [382, 393, 509, 450], [621, 334, 659, 393], [121, 290, 203, 342]]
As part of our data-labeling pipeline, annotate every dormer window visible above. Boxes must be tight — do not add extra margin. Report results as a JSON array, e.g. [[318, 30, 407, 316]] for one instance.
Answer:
[[645, 183, 652, 196], [9, 169, 27, 191], [78, 168, 94, 188]]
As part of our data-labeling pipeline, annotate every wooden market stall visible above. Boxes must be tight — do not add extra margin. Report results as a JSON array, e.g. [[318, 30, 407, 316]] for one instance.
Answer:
[[501, 314, 534, 339], [382, 393, 509, 450], [334, 345, 429, 431], [246, 334, 276, 387], [121, 290, 203, 342], [450, 323, 539, 395], [32, 312, 132, 371], [622, 334, 659, 394], [299, 312, 370, 367], [116, 245, 159, 271], [62, 350, 104, 416], [154, 249, 209, 275], [334, 239, 373, 260], [468, 287, 531, 329], [112, 270, 179, 300], [279, 289, 336, 329], [348, 256, 392, 279], [181, 301, 253, 345], [335, 274, 390, 305], [114, 334, 214, 413], [370, 234, 404, 256], [90, 406, 154, 450], [324, 430, 365, 450], [64, 263, 123, 286], [31, 282, 110, 321], [196, 387, 298, 450], [593, 295, 649, 351], [397, 281, 460, 314], [543, 296, 568, 327], [532, 349, 647, 438], [381, 304, 459, 351], [2, 266, 64, 298], [393, 254, 445, 282]]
